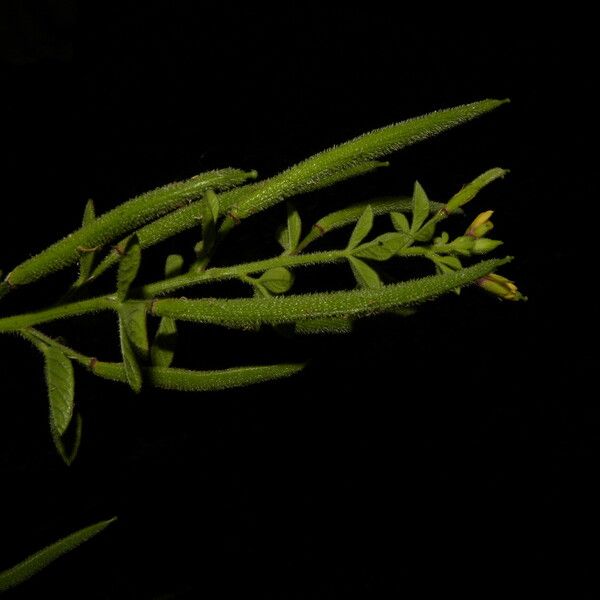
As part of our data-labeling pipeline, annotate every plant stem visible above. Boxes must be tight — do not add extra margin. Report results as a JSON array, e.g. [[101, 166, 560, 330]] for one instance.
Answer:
[[0, 245, 443, 333], [0, 296, 116, 333], [19, 328, 92, 367], [139, 249, 349, 297]]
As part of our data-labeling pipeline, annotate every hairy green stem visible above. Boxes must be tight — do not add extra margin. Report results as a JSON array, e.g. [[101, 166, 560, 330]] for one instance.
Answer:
[[0, 296, 115, 333], [140, 249, 348, 297], [152, 257, 511, 328], [0, 243, 469, 333]]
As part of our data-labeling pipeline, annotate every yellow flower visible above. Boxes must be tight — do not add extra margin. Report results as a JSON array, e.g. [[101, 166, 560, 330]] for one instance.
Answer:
[[466, 210, 494, 238], [477, 273, 525, 301]]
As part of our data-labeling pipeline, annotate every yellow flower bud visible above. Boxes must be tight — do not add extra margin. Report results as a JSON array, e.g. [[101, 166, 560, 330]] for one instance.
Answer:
[[477, 273, 525, 301], [466, 210, 494, 238]]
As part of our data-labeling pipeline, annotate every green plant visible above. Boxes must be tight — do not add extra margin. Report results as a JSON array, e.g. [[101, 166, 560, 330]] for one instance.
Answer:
[[0, 99, 524, 589]]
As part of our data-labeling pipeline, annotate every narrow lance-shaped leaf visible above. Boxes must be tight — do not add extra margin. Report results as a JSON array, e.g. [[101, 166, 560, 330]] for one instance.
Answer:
[[231, 99, 508, 220], [348, 256, 382, 289], [52, 411, 83, 467], [151, 255, 183, 368], [91, 362, 306, 391], [391, 211, 410, 233], [411, 181, 431, 233], [347, 205, 373, 250], [44, 346, 74, 437], [286, 203, 302, 253], [152, 257, 512, 328], [74, 199, 97, 286], [116, 235, 141, 301], [119, 301, 149, 359], [151, 317, 178, 368], [6, 168, 256, 289], [352, 232, 410, 261], [0, 517, 117, 593], [198, 189, 220, 256], [119, 313, 143, 393]]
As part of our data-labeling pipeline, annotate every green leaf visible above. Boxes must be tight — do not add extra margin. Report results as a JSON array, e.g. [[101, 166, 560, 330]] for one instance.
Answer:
[[391, 211, 410, 233], [152, 257, 512, 328], [286, 203, 302, 253], [348, 256, 382, 289], [276, 225, 289, 251], [201, 189, 219, 254], [0, 517, 117, 593], [414, 220, 437, 242], [119, 313, 143, 392], [92, 362, 306, 391], [296, 195, 453, 254], [295, 318, 353, 335], [75, 199, 97, 285], [151, 317, 177, 368], [434, 231, 450, 245], [258, 267, 294, 294], [43, 346, 74, 437], [411, 181, 430, 232], [253, 282, 272, 299], [347, 205, 373, 250], [352, 232, 410, 261], [116, 235, 141, 301], [119, 301, 149, 359], [165, 254, 184, 278], [435, 255, 463, 270], [52, 411, 83, 467]]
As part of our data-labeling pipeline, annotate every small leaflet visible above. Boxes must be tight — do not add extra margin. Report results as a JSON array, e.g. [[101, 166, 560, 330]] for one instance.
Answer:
[[391, 211, 410, 233], [119, 314, 143, 393], [286, 203, 302, 253], [346, 205, 373, 250], [116, 235, 142, 301], [348, 256, 382, 289], [411, 181, 431, 233], [352, 232, 409, 261], [258, 267, 294, 294], [164, 254, 184, 278], [119, 302, 149, 359]]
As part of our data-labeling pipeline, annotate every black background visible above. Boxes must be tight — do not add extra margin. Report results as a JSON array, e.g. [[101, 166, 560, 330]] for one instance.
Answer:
[[0, 3, 596, 598]]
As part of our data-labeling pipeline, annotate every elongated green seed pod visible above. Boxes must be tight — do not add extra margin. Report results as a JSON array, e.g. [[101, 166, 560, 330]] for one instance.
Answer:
[[92, 362, 305, 391], [152, 257, 511, 328], [5, 168, 255, 288], [89, 180, 264, 280], [88, 101, 505, 281], [231, 99, 508, 220]]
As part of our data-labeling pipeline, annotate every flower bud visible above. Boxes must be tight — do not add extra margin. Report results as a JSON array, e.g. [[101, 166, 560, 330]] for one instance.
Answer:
[[466, 210, 494, 238], [450, 236, 475, 255], [477, 273, 525, 301], [472, 238, 503, 255]]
